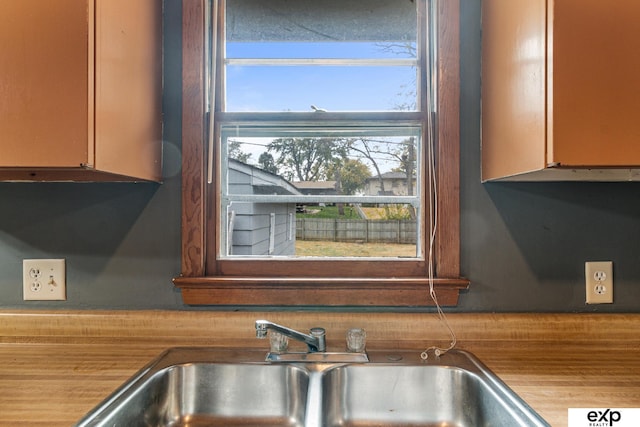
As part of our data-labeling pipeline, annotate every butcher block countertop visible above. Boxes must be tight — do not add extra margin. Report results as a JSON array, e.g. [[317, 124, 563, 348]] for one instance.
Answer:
[[0, 310, 638, 427]]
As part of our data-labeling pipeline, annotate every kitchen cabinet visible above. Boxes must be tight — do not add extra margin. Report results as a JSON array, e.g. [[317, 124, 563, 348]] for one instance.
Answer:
[[482, 0, 640, 181], [0, 0, 162, 182]]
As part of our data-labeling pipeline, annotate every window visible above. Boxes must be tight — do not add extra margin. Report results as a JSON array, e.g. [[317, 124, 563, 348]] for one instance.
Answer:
[[220, 0, 423, 259], [176, 0, 467, 307]]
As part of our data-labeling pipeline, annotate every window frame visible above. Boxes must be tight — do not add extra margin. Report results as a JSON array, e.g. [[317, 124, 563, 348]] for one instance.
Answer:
[[175, 0, 468, 307]]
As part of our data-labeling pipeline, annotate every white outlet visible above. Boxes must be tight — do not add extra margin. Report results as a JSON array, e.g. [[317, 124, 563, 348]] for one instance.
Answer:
[[585, 261, 613, 304], [23, 259, 66, 301]]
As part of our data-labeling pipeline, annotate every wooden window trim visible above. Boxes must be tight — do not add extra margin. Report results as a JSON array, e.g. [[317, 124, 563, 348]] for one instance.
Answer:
[[174, 0, 468, 307]]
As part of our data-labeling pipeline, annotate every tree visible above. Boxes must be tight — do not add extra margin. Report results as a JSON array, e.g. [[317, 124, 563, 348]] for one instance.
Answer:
[[267, 137, 347, 182], [326, 159, 371, 195], [346, 138, 390, 194], [390, 137, 417, 219], [228, 139, 251, 163], [257, 152, 278, 174], [376, 41, 418, 112], [389, 137, 417, 193]]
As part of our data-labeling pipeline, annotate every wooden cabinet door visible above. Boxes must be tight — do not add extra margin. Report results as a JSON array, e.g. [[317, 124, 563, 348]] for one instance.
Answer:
[[552, 0, 640, 167], [93, 0, 162, 180], [481, 0, 547, 181], [482, 0, 640, 181], [0, 0, 90, 167]]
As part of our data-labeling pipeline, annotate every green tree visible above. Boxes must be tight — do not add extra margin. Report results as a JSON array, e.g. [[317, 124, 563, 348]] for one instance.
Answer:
[[326, 159, 371, 195], [257, 152, 278, 174], [390, 137, 417, 194], [267, 137, 347, 181], [344, 138, 385, 193], [389, 137, 417, 219], [228, 139, 251, 163]]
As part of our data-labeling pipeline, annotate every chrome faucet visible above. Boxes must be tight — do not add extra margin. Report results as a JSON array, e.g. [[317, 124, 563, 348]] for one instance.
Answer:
[[255, 320, 326, 352]]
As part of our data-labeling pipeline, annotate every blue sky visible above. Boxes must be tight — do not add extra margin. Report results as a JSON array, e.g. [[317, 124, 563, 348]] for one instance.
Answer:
[[225, 42, 418, 112], [222, 40, 419, 173], [226, 65, 416, 112]]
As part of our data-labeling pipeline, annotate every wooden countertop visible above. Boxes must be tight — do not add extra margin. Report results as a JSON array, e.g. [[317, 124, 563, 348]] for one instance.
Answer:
[[0, 310, 638, 426]]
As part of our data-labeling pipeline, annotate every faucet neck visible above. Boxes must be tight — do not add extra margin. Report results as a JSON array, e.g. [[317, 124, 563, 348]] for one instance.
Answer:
[[255, 320, 326, 352]]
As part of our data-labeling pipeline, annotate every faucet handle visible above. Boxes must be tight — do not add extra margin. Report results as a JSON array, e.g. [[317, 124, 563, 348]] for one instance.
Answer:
[[310, 327, 326, 337], [309, 327, 326, 352], [255, 320, 269, 338], [346, 328, 367, 353], [269, 331, 289, 352]]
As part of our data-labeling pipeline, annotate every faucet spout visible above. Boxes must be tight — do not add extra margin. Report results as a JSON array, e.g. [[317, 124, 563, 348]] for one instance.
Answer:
[[255, 320, 326, 352]]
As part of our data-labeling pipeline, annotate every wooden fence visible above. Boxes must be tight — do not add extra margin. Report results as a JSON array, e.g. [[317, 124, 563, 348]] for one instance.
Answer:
[[296, 218, 416, 244]]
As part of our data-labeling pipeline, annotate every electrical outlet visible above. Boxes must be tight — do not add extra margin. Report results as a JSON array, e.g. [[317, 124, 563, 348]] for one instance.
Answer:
[[585, 261, 613, 304], [23, 259, 66, 301]]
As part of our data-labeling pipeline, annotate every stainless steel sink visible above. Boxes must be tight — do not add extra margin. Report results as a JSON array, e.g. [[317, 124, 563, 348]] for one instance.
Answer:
[[322, 352, 547, 427], [74, 349, 309, 427], [75, 348, 549, 427]]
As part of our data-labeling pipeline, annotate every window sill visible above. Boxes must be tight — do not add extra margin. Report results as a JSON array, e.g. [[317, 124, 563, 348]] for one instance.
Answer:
[[173, 276, 469, 307]]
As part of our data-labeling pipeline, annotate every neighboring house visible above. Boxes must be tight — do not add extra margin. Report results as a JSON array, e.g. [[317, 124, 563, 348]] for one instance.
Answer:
[[293, 181, 338, 195], [292, 180, 337, 212], [364, 172, 417, 196], [227, 159, 302, 256]]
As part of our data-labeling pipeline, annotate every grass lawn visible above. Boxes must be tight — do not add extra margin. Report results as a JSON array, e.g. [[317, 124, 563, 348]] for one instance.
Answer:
[[297, 204, 412, 220], [297, 205, 360, 219], [296, 240, 416, 257]]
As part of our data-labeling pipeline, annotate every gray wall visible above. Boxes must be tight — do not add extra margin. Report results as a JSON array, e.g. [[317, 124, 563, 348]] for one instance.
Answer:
[[0, 0, 184, 309], [457, 0, 640, 312], [0, 0, 638, 312]]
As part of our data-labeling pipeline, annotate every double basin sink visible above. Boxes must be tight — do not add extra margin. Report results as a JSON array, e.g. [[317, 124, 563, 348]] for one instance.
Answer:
[[75, 347, 550, 427]]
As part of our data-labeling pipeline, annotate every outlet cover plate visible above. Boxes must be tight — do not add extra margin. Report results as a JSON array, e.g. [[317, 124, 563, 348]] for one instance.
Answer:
[[585, 261, 613, 304], [23, 259, 66, 301]]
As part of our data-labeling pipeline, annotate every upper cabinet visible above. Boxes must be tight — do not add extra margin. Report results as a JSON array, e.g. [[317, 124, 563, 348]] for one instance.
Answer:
[[0, 0, 162, 182], [482, 0, 640, 181]]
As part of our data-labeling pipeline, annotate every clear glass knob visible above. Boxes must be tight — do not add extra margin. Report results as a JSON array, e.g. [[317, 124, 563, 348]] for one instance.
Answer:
[[346, 328, 366, 352], [269, 331, 289, 353]]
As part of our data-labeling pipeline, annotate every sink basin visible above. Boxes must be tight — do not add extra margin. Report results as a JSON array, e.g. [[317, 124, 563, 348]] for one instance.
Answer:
[[75, 349, 309, 427], [323, 360, 543, 426], [75, 348, 549, 427]]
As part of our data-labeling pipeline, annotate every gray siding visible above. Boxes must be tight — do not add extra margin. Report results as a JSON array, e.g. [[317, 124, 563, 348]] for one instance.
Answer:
[[230, 202, 296, 256], [226, 160, 299, 256]]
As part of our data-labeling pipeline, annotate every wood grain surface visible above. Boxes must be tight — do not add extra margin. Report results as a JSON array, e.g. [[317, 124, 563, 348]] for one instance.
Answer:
[[0, 310, 638, 426]]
